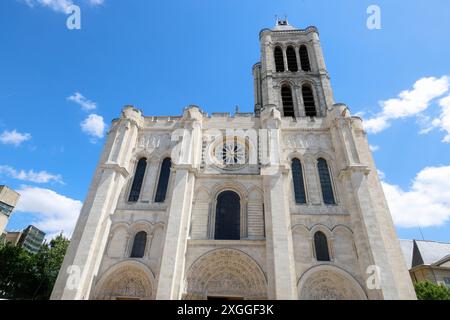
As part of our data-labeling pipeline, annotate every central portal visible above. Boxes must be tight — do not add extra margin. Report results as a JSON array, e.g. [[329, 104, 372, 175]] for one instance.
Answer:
[[184, 249, 268, 300]]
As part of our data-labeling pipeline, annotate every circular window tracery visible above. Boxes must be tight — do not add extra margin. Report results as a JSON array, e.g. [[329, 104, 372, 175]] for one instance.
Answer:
[[210, 136, 250, 171]]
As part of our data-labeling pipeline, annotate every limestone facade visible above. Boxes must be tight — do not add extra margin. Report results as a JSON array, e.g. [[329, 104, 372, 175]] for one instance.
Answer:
[[51, 21, 416, 300]]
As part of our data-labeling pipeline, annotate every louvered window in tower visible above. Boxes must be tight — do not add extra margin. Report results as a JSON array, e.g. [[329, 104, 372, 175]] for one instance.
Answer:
[[274, 46, 285, 72], [299, 45, 311, 71], [302, 85, 317, 117], [286, 46, 298, 72], [281, 86, 295, 118]]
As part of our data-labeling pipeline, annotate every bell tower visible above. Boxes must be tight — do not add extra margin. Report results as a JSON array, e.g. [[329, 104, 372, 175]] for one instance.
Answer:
[[253, 19, 334, 118]]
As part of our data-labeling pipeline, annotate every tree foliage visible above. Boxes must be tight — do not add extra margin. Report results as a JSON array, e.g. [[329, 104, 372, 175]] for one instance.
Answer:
[[414, 281, 450, 300], [0, 233, 69, 300]]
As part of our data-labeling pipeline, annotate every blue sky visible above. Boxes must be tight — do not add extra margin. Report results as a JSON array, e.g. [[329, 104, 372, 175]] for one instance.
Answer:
[[0, 0, 449, 242]]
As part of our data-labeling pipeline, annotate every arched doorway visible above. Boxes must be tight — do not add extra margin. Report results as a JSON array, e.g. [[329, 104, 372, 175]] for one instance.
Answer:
[[184, 249, 267, 300], [93, 261, 155, 300], [298, 265, 367, 300], [214, 191, 241, 240]]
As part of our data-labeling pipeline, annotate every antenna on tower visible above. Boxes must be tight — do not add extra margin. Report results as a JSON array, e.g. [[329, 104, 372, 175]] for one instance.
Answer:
[[418, 226, 425, 241]]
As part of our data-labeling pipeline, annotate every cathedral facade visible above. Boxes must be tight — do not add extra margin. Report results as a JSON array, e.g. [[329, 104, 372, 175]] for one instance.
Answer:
[[51, 21, 416, 300]]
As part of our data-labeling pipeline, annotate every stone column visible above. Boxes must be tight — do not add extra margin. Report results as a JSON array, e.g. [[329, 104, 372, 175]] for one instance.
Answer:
[[156, 106, 203, 299], [282, 45, 288, 72], [294, 45, 301, 72], [140, 157, 160, 203], [260, 106, 298, 299], [329, 104, 416, 299], [51, 106, 143, 300], [294, 84, 305, 117], [304, 155, 322, 205], [156, 168, 195, 299], [310, 32, 334, 108]]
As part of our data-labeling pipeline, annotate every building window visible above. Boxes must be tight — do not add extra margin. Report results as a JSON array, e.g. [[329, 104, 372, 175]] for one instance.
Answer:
[[286, 46, 298, 72], [0, 201, 14, 217], [314, 231, 330, 261], [128, 158, 147, 202], [154, 158, 171, 203], [215, 191, 240, 240], [302, 84, 317, 117], [292, 158, 307, 204], [274, 46, 285, 72], [299, 45, 311, 71], [130, 231, 147, 258], [444, 277, 450, 287], [318, 158, 336, 205], [281, 85, 295, 118]]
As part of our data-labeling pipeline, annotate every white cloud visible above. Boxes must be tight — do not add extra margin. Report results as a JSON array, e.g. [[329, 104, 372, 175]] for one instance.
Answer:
[[23, 0, 73, 13], [15, 186, 82, 238], [22, 0, 104, 13], [0, 165, 63, 184], [81, 113, 106, 141], [369, 144, 380, 152], [87, 0, 104, 5], [430, 95, 450, 143], [0, 129, 32, 146], [67, 92, 97, 111], [364, 117, 390, 134], [364, 76, 449, 133], [382, 166, 450, 228]]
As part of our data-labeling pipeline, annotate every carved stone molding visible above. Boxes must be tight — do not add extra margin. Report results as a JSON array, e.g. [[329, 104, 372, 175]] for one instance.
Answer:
[[137, 133, 171, 152], [298, 266, 367, 300], [184, 249, 267, 300], [284, 132, 332, 150], [93, 261, 155, 300]]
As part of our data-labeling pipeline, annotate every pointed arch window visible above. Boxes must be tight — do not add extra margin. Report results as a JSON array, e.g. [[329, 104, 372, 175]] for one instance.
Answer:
[[215, 191, 240, 240], [286, 46, 298, 72], [274, 46, 285, 72], [299, 45, 311, 71], [281, 85, 295, 118], [317, 158, 336, 205], [302, 84, 317, 117], [314, 231, 330, 261], [292, 158, 307, 204], [128, 158, 147, 202], [130, 231, 147, 258], [154, 158, 171, 203]]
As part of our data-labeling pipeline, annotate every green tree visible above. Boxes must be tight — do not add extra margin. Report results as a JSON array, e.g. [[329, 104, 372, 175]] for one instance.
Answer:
[[0, 233, 70, 300], [0, 242, 35, 299], [414, 281, 450, 300]]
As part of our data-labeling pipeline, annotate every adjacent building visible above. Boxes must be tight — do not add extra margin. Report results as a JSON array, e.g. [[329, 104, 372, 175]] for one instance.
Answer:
[[401, 239, 450, 288], [0, 185, 20, 235], [51, 21, 416, 300], [3, 231, 22, 246], [18, 225, 46, 254], [3, 225, 46, 254]]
